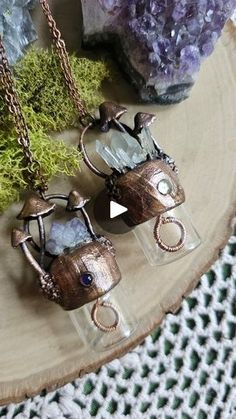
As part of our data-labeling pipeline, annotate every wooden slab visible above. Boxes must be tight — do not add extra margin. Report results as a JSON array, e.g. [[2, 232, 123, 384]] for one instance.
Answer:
[[0, 3, 236, 405]]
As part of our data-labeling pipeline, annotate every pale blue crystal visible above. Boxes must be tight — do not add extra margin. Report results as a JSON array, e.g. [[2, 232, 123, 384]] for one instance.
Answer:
[[132, 152, 146, 165], [111, 132, 146, 162], [50, 222, 65, 244], [96, 131, 148, 171], [0, 0, 37, 65], [46, 218, 91, 256], [96, 140, 123, 172], [110, 132, 129, 152], [104, 145, 124, 171], [115, 148, 136, 169], [46, 239, 64, 256], [63, 226, 77, 248]]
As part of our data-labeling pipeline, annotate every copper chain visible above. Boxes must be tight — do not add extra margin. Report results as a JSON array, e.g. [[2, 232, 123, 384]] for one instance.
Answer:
[[0, 0, 93, 192], [39, 0, 94, 125], [0, 36, 48, 193]]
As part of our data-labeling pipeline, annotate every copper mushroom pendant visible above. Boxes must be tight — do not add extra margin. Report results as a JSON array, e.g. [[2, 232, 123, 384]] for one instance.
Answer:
[[79, 101, 187, 253], [12, 190, 121, 332]]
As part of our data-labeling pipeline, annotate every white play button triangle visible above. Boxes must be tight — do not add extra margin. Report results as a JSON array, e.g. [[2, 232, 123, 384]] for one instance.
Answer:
[[110, 200, 128, 219]]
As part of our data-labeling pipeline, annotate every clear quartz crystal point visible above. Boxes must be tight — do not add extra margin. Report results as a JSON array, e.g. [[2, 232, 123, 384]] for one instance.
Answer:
[[122, 132, 147, 164], [133, 204, 201, 266], [69, 284, 137, 351], [104, 145, 123, 171], [111, 131, 146, 163], [96, 140, 123, 172], [96, 131, 146, 171], [115, 148, 136, 169], [140, 127, 157, 158], [110, 131, 129, 152]]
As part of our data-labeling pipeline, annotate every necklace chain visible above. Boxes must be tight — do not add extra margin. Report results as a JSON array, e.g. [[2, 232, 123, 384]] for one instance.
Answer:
[[40, 0, 94, 125], [0, 1, 94, 193], [0, 36, 48, 192]]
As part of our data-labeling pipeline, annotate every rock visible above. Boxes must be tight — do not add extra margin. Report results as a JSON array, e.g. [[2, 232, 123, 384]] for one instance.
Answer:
[[81, 0, 236, 104], [0, 0, 37, 65]]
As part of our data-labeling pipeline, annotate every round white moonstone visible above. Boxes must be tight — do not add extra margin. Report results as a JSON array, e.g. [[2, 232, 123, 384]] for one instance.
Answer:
[[157, 179, 172, 195]]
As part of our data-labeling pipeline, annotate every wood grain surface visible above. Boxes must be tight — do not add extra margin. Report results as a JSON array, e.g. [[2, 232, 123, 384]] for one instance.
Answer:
[[0, 1, 235, 405]]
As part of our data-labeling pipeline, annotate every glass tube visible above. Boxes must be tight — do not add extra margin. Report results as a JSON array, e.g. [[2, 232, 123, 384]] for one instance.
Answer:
[[69, 284, 137, 352], [133, 204, 201, 266]]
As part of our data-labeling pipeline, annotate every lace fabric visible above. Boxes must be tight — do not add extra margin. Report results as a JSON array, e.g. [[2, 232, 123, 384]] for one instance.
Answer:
[[0, 229, 235, 418]]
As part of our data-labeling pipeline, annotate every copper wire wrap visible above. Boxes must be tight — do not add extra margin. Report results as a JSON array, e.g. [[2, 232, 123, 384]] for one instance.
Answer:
[[91, 300, 120, 333], [79, 123, 108, 178], [154, 215, 186, 253]]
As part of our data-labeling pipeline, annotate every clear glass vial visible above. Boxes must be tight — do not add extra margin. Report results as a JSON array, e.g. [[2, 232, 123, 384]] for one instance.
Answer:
[[70, 284, 137, 351]]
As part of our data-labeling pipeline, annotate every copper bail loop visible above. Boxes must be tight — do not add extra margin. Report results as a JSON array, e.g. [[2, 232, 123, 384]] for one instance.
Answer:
[[91, 299, 120, 333], [154, 214, 186, 253]]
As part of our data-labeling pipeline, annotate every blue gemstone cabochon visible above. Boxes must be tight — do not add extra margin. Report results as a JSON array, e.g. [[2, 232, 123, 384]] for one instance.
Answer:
[[80, 272, 94, 287]]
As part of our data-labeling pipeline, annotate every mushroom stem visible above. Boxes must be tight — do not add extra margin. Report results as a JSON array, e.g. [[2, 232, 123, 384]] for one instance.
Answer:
[[37, 216, 46, 268], [24, 220, 40, 253], [80, 207, 97, 240], [152, 136, 163, 155], [113, 118, 127, 133], [20, 241, 46, 277]]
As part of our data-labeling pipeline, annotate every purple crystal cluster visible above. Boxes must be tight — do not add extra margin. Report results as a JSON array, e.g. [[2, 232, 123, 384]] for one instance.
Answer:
[[82, 0, 236, 103]]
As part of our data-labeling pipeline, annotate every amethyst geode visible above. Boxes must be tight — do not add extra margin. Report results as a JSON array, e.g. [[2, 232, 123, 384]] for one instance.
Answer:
[[81, 0, 236, 103]]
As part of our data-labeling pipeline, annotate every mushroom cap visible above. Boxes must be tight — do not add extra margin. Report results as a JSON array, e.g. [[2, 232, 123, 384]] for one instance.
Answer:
[[66, 190, 90, 211], [18, 194, 55, 220], [99, 102, 127, 125], [12, 229, 31, 248], [134, 112, 156, 133]]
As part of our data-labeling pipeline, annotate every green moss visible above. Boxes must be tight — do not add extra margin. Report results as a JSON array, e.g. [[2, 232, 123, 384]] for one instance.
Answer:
[[0, 128, 80, 211], [0, 47, 113, 212], [0, 47, 112, 132]]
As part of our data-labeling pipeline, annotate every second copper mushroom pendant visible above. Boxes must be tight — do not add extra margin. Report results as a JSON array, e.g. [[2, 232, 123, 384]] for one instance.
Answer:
[[80, 102, 201, 265]]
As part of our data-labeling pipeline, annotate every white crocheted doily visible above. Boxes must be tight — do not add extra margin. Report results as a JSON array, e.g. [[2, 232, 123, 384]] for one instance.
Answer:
[[1, 228, 236, 418]]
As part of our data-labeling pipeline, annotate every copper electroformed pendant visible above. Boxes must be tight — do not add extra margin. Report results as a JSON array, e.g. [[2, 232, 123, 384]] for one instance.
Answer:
[[0, 33, 123, 334], [37, 1, 195, 257], [12, 190, 121, 331], [80, 101, 187, 253]]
